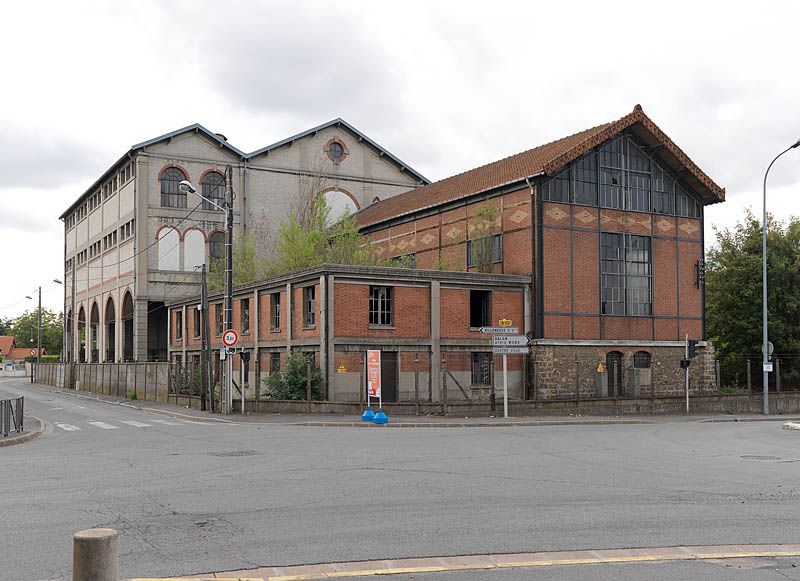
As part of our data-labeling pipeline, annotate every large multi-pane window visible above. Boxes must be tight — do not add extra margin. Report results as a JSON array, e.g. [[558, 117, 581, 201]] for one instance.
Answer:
[[202, 172, 225, 211], [467, 234, 503, 269], [240, 298, 250, 334], [270, 292, 281, 331], [542, 135, 701, 218], [601, 233, 652, 316], [209, 232, 225, 260], [160, 167, 187, 208], [215, 303, 223, 335], [303, 286, 315, 328], [369, 286, 393, 326]]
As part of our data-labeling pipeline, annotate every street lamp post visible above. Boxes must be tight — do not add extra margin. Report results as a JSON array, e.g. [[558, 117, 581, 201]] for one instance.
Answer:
[[179, 167, 234, 414], [762, 139, 800, 415]]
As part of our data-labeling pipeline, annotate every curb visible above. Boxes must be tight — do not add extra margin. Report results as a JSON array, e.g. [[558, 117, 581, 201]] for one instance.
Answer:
[[292, 419, 653, 428], [697, 417, 800, 423], [0, 415, 51, 447]]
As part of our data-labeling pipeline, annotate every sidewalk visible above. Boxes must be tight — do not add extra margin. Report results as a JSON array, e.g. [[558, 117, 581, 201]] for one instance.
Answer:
[[0, 415, 46, 447], [25, 382, 800, 428]]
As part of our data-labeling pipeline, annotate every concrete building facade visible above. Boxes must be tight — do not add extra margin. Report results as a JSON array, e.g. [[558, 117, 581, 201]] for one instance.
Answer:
[[61, 120, 428, 363]]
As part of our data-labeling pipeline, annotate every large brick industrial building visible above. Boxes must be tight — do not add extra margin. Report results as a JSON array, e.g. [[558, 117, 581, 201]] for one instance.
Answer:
[[167, 105, 723, 402]]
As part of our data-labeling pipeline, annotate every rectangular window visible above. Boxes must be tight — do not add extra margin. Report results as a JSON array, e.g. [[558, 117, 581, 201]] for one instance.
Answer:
[[193, 306, 201, 338], [270, 292, 281, 331], [601, 233, 652, 316], [215, 303, 223, 336], [471, 352, 492, 386], [240, 298, 250, 334], [390, 253, 416, 268], [369, 286, 393, 326], [175, 311, 183, 340], [270, 352, 281, 374], [467, 234, 503, 269], [303, 286, 315, 328], [469, 290, 491, 328]]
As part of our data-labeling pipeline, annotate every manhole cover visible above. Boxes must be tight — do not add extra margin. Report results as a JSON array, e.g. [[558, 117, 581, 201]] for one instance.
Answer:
[[210, 450, 261, 457], [741, 455, 781, 461]]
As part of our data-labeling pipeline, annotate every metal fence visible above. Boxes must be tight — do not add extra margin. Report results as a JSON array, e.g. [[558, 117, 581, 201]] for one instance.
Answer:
[[718, 354, 800, 393], [1, 396, 24, 437]]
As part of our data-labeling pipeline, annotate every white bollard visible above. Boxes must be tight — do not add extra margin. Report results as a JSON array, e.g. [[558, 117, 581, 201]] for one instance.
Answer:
[[73, 528, 118, 581]]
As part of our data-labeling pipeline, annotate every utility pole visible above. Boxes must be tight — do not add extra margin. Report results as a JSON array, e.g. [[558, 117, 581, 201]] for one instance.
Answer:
[[200, 264, 209, 412], [224, 165, 234, 415], [37, 286, 42, 366]]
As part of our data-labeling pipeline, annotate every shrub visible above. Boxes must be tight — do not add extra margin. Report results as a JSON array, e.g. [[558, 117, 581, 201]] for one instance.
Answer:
[[264, 353, 322, 400]]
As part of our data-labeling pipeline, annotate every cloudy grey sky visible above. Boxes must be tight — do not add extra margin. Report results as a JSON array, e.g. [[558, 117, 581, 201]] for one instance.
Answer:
[[1, 0, 799, 319]]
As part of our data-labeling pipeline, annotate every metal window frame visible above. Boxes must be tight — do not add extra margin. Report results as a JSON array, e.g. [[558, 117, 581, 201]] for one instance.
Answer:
[[369, 285, 393, 326]]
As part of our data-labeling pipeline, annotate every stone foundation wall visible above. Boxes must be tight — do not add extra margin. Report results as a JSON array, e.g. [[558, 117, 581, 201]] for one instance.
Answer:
[[532, 341, 718, 400]]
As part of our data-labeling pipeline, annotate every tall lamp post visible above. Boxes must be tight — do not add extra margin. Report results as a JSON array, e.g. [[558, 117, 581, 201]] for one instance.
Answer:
[[762, 139, 800, 415], [26, 279, 63, 371], [179, 168, 234, 414]]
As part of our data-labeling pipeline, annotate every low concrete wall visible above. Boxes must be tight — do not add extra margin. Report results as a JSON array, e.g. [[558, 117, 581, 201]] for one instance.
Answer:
[[232, 393, 800, 417]]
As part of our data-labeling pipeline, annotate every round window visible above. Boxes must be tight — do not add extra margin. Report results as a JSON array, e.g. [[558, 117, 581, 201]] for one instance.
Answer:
[[328, 141, 344, 161]]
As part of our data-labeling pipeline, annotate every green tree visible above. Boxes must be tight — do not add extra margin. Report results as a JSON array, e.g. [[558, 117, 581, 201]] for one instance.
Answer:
[[0, 316, 10, 335], [706, 211, 800, 386], [263, 353, 322, 400], [6, 308, 63, 356], [265, 196, 383, 276], [208, 233, 260, 291], [469, 203, 500, 273]]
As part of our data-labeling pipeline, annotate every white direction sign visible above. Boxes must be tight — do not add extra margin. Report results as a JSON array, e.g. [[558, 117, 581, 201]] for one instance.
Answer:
[[492, 335, 529, 347], [493, 346, 530, 355], [480, 326, 519, 335], [222, 329, 239, 348]]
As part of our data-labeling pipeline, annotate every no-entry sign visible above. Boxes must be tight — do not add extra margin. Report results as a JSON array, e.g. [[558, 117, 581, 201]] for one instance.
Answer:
[[222, 329, 239, 348], [367, 350, 381, 398]]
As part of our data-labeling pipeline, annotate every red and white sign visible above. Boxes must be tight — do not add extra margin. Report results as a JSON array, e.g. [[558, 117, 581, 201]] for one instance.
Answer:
[[367, 350, 381, 398], [222, 329, 239, 348]]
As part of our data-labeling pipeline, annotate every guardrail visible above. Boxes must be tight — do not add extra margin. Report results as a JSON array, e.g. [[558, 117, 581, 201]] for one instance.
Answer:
[[1, 395, 24, 437]]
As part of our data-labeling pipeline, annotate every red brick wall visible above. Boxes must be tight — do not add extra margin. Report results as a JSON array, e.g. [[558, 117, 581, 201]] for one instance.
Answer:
[[366, 188, 532, 275], [259, 289, 286, 339], [542, 198, 705, 341], [440, 289, 524, 339], [334, 282, 430, 339]]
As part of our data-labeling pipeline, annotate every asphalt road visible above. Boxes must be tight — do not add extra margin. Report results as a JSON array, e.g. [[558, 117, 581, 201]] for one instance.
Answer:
[[2, 377, 800, 580]]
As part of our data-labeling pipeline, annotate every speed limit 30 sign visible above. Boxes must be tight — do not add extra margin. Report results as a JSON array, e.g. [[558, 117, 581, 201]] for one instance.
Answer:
[[222, 329, 239, 348]]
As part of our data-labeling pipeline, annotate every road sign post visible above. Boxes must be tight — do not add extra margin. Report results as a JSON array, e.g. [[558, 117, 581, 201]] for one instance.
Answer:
[[222, 330, 239, 414]]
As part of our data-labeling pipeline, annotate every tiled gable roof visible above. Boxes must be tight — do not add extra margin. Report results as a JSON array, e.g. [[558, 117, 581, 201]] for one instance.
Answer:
[[0, 336, 15, 357], [357, 105, 725, 229]]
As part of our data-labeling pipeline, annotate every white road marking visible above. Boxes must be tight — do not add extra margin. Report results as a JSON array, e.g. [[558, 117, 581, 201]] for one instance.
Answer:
[[149, 419, 183, 426], [55, 423, 81, 432], [48, 407, 63, 410], [119, 420, 152, 428], [88, 421, 118, 430]]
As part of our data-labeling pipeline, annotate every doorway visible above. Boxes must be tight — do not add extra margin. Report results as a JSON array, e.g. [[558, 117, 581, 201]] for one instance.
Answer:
[[606, 351, 624, 397], [380, 351, 398, 403]]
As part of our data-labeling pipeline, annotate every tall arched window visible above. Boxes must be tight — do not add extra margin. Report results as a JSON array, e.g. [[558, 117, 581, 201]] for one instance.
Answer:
[[184, 229, 205, 271], [105, 297, 116, 362], [321, 190, 359, 225], [90, 302, 100, 363], [209, 231, 225, 260], [161, 167, 187, 208], [122, 291, 134, 362], [78, 306, 86, 362], [202, 172, 225, 211], [157, 227, 180, 270]]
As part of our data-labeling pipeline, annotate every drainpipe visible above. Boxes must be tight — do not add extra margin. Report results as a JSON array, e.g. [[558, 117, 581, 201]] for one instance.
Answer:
[[525, 176, 536, 401]]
